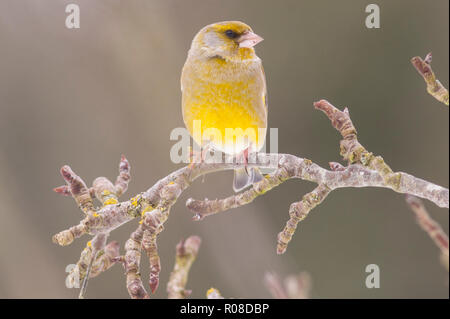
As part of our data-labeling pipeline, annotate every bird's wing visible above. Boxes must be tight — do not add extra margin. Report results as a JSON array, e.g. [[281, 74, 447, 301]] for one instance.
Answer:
[[260, 63, 268, 111]]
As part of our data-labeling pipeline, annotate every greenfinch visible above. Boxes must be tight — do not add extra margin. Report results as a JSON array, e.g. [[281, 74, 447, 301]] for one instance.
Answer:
[[181, 21, 267, 191]]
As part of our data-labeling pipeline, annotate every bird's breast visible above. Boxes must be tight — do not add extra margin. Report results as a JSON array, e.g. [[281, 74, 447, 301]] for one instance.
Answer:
[[182, 57, 267, 154]]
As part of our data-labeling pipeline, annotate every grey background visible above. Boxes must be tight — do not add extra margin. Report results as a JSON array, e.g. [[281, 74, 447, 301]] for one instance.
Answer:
[[0, 0, 448, 298]]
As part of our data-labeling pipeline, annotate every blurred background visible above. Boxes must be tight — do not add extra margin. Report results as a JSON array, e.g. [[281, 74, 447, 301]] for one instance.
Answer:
[[0, 0, 448, 298]]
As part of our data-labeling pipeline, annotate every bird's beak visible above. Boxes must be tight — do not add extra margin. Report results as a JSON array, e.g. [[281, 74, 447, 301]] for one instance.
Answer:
[[238, 31, 264, 48]]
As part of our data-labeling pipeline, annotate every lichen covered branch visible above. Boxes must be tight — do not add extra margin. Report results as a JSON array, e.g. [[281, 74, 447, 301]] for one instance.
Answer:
[[119, 224, 149, 299], [277, 184, 331, 254], [411, 53, 449, 106], [54, 156, 134, 297], [314, 99, 448, 206], [141, 208, 167, 294]]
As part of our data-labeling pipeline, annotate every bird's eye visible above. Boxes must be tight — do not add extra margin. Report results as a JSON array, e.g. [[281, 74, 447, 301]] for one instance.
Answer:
[[225, 29, 238, 39]]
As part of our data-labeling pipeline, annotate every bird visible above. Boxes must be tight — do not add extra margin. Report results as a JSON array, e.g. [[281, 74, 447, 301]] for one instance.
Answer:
[[181, 21, 267, 192]]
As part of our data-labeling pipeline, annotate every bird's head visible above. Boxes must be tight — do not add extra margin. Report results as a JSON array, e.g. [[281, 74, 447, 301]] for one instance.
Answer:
[[189, 21, 263, 61]]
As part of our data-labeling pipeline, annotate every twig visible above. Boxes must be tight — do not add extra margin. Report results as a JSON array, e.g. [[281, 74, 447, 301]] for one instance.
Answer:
[[141, 208, 166, 294], [277, 184, 330, 254], [406, 195, 449, 271], [411, 53, 449, 106], [167, 236, 202, 298], [115, 155, 131, 196], [118, 224, 149, 299]]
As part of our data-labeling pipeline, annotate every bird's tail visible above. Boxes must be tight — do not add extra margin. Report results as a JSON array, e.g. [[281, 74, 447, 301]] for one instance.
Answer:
[[233, 167, 264, 192]]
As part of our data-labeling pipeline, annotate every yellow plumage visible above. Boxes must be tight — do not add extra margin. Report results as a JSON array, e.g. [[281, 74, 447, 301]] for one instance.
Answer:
[[181, 21, 267, 191]]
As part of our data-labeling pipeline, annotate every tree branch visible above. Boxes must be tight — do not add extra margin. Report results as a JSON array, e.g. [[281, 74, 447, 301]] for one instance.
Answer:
[[53, 99, 448, 298], [117, 224, 149, 299], [406, 195, 449, 271]]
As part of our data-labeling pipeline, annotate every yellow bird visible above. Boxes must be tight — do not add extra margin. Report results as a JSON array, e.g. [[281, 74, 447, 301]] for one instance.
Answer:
[[181, 21, 267, 192]]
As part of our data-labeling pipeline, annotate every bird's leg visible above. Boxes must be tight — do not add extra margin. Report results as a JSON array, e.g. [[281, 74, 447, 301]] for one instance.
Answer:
[[242, 147, 249, 174], [238, 143, 264, 178], [188, 143, 215, 183], [188, 142, 213, 167], [234, 147, 250, 173]]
